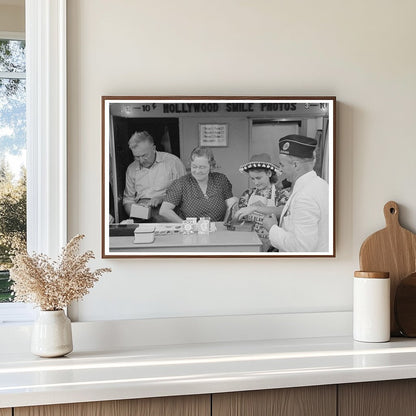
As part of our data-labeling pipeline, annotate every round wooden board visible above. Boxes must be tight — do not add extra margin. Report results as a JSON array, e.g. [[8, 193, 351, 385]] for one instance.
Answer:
[[359, 201, 416, 335]]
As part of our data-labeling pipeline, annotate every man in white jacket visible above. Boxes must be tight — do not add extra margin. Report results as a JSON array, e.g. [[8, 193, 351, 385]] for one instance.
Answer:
[[263, 134, 329, 253]]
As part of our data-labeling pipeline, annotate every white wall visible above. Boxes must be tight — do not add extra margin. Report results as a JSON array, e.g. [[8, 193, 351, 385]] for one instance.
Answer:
[[67, 0, 416, 322]]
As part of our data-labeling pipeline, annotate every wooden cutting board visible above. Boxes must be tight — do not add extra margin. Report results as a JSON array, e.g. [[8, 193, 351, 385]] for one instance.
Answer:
[[359, 201, 416, 336]]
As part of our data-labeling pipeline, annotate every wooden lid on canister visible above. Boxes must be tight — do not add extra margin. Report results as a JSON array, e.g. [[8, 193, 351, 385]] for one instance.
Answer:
[[354, 271, 390, 279]]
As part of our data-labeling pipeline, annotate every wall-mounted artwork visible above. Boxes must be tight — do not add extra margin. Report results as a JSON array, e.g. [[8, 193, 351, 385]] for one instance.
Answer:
[[102, 96, 336, 258]]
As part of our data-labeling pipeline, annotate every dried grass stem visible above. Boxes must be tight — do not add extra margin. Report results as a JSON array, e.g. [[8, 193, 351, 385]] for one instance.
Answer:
[[10, 234, 111, 310]]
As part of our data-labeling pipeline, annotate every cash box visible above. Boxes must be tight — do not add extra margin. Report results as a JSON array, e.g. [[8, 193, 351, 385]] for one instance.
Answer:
[[134, 224, 155, 244]]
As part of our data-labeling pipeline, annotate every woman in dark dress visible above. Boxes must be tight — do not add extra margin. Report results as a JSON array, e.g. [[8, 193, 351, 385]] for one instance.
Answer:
[[159, 147, 237, 222]]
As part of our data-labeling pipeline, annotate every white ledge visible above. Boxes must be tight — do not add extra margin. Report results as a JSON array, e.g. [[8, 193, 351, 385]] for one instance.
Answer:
[[0, 311, 352, 351], [3, 335, 416, 408]]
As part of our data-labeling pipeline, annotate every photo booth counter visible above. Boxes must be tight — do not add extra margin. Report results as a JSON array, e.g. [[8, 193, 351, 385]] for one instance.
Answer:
[[108, 222, 263, 253]]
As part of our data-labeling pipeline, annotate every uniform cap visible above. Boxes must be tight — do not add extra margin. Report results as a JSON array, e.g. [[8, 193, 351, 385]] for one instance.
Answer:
[[279, 134, 317, 158]]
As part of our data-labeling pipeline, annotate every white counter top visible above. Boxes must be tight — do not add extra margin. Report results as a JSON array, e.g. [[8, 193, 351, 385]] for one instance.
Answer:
[[2, 336, 416, 408]]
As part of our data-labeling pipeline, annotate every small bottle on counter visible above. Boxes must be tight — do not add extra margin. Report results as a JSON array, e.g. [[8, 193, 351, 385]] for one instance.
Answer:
[[197, 217, 210, 235], [353, 271, 390, 342]]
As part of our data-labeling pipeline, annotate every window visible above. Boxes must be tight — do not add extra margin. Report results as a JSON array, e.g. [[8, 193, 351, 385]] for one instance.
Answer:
[[0, 35, 26, 307], [0, 0, 67, 324]]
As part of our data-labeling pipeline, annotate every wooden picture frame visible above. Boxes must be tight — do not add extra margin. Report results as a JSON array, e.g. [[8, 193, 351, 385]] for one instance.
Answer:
[[102, 96, 336, 258]]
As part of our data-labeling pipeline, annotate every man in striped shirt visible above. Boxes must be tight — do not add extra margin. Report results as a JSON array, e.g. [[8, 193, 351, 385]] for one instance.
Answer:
[[123, 131, 186, 221]]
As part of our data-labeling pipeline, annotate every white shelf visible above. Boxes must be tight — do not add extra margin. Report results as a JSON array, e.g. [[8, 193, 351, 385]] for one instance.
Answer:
[[2, 335, 416, 408]]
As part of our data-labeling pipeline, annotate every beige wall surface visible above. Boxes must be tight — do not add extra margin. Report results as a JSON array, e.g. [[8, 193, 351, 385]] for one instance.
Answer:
[[0, 4, 24, 33], [67, 0, 416, 321]]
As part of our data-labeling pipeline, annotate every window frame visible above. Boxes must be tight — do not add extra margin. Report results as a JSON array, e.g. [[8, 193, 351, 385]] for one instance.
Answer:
[[0, 31, 25, 79], [26, 0, 67, 257], [0, 0, 67, 323]]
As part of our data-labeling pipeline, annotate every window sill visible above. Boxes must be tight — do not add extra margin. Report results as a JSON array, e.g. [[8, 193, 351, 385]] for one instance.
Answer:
[[0, 303, 35, 324]]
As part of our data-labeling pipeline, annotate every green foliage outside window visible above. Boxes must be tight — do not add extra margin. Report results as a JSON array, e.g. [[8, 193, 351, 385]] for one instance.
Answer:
[[0, 163, 26, 302]]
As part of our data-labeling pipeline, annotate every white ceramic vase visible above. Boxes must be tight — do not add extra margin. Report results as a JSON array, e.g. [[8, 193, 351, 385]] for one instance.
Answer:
[[31, 310, 73, 357]]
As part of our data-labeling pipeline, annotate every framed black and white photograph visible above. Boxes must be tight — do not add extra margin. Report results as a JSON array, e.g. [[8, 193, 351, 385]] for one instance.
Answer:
[[102, 96, 336, 258]]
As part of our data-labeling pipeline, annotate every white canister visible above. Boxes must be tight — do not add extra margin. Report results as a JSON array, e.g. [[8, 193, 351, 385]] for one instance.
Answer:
[[353, 271, 390, 342]]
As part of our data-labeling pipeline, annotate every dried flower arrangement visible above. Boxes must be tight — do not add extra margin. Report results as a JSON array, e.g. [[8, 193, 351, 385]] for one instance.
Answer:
[[10, 234, 111, 311]]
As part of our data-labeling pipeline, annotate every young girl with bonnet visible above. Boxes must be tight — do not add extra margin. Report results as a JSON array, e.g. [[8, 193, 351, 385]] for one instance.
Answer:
[[234, 153, 291, 251]]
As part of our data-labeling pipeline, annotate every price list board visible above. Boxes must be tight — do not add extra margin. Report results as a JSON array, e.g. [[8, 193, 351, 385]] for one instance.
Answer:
[[199, 123, 228, 147]]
